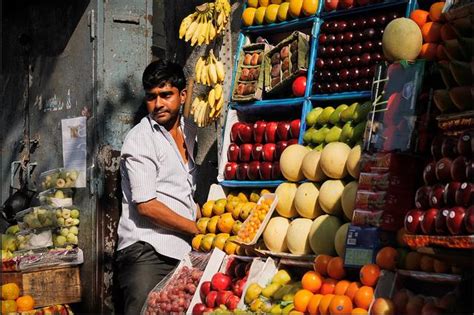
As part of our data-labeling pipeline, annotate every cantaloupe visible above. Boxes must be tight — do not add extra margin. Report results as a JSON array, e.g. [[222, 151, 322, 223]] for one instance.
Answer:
[[280, 144, 310, 182], [301, 150, 327, 182], [341, 181, 358, 221], [318, 180, 345, 216], [275, 182, 299, 218], [382, 18, 423, 62], [334, 223, 350, 258], [308, 214, 342, 255], [286, 218, 313, 254], [263, 217, 290, 252], [294, 182, 323, 219], [347, 144, 362, 179], [320, 142, 351, 179]]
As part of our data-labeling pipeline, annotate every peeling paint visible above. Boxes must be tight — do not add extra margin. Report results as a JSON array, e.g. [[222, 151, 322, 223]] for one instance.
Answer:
[[97, 145, 121, 172], [36, 89, 77, 112]]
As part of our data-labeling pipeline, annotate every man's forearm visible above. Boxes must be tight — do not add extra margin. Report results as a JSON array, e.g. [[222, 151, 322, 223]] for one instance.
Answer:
[[137, 199, 199, 235]]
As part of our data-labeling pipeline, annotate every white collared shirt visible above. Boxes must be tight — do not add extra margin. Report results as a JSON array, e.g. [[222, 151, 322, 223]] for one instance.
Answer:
[[117, 115, 198, 260]]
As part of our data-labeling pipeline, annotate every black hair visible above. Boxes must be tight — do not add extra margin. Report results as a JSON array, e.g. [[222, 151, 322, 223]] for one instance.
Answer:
[[142, 59, 186, 91]]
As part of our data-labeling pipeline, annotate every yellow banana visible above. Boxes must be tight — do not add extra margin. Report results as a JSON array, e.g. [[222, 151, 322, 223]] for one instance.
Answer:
[[191, 15, 203, 46], [195, 57, 205, 84], [185, 15, 200, 42], [216, 95, 224, 111], [201, 63, 208, 86], [208, 88, 216, 108], [190, 97, 200, 116], [209, 23, 216, 41], [208, 55, 218, 85], [214, 84, 223, 100], [215, 60, 225, 82], [179, 12, 197, 39], [197, 15, 208, 45]]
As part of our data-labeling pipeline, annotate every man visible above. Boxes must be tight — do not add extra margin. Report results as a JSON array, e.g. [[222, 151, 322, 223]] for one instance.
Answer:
[[114, 59, 200, 315]]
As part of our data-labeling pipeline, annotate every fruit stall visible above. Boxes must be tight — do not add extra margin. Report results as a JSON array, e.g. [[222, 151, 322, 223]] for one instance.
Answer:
[[144, 0, 473, 314]]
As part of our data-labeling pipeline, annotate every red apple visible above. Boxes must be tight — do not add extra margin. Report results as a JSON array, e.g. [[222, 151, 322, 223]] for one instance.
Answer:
[[455, 182, 473, 207], [211, 272, 232, 291], [441, 137, 458, 158], [443, 182, 462, 206], [227, 143, 240, 162], [206, 291, 218, 308], [429, 184, 446, 208], [325, 0, 339, 11], [287, 139, 298, 146], [224, 162, 238, 180], [200, 281, 212, 300], [435, 158, 453, 182], [248, 161, 261, 180], [252, 143, 263, 161], [340, 0, 354, 9], [262, 143, 276, 162], [292, 76, 306, 97], [236, 163, 249, 180], [232, 279, 246, 297], [277, 121, 291, 141], [290, 119, 301, 139], [239, 143, 253, 162], [226, 295, 240, 311], [238, 123, 253, 143], [253, 121, 267, 143], [404, 209, 424, 234], [435, 208, 451, 234], [272, 161, 282, 179], [192, 303, 208, 315], [451, 156, 468, 182], [457, 130, 473, 158], [260, 162, 273, 180], [447, 206, 466, 235], [464, 205, 474, 233], [275, 141, 288, 160], [230, 122, 244, 143], [421, 208, 439, 235], [415, 186, 432, 209], [431, 135, 444, 160], [216, 290, 233, 306], [423, 162, 437, 185], [265, 122, 279, 143]]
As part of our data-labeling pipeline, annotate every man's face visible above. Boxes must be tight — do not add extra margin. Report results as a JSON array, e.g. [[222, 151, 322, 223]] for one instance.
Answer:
[[145, 83, 186, 126]]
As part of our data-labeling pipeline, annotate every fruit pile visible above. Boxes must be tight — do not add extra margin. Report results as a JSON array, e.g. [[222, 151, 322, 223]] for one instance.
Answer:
[[303, 101, 370, 149], [38, 189, 73, 207], [1, 283, 35, 314], [224, 119, 300, 180], [323, 0, 382, 12], [390, 287, 457, 314], [53, 207, 81, 246], [313, 11, 402, 94], [268, 38, 301, 88], [237, 197, 273, 244], [40, 169, 79, 190], [241, 0, 319, 27], [144, 266, 203, 314], [234, 49, 263, 98], [17, 207, 57, 230]]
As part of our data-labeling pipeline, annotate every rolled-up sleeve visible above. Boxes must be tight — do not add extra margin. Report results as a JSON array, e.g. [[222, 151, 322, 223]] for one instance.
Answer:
[[121, 133, 158, 204]]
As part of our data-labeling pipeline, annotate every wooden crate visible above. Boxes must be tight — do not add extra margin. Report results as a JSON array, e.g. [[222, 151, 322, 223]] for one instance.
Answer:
[[1, 266, 81, 307]]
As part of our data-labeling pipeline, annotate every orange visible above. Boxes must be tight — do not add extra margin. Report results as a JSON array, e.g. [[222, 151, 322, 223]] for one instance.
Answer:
[[318, 294, 335, 315], [327, 257, 346, 280], [352, 307, 368, 315], [353, 286, 374, 310], [375, 246, 398, 271], [422, 22, 442, 43], [359, 264, 380, 287], [429, 2, 445, 22], [405, 251, 421, 270], [294, 289, 314, 312], [334, 280, 351, 295], [345, 281, 362, 301], [440, 23, 456, 41], [302, 271, 323, 293], [314, 254, 332, 276], [420, 255, 434, 272], [16, 295, 35, 312], [1, 283, 20, 300], [410, 9, 430, 29], [320, 278, 337, 295], [329, 295, 353, 314], [307, 294, 324, 315], [1, 300, 17, 314], [371, 297, 395, 315]]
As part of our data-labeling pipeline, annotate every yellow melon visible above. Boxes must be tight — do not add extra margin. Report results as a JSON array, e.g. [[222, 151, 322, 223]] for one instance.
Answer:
[[382, 18, 423, 62], [308, 214, 342, 255], [263, 217, 290, 252], [275, 182, 299, 218], [320, 142, 351, 179], [347, 144, 362, 179], [288, 0, 304, 18], [334, 223, 350, 257], [341, 181, 358, 221], [318, 180, 345, 216], [242, 7, 257, 26], [294, 182, 324, 219], [280, 144, 310, 182], [301, 150, 327, 182], [302, 0, 319, 16], [286, 218, 313, 254]]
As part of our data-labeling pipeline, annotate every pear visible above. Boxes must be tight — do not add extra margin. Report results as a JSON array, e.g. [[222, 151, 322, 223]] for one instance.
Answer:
[[329, 104, 349, 125], [303, 127, 317, 143], [311, 126, 329, 143], [200, 233, 216, 252], [352, 121, 367, 142], [213, 198, 227, 215], [262, 283, 282, 298], [272, 269, 292, 285], [201, 200, 214, 217], [245, 283, 263, 304], [207, 216, 220, 233], [192, 234, 204, 251], [314, 143, 325, 151], [317, 107, 335, 125], [340, 121, 354, 143], [353, 100, 372, 122], [340, 102, 359, 122], [325, 125, 342, 143], [196, 217, 210, 234], [305, 107, 323, 126], [212, 233, 230, 250]]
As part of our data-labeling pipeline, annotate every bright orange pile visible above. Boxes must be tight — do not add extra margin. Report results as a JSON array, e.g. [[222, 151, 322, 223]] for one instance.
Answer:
[[1, 283, 35, 313]]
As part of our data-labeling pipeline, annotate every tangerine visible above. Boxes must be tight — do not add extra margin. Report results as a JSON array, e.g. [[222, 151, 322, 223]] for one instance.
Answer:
[[1, 283, 20, 300], [405, 251, 422, 270], [429, 2, 445, 22], [307, 294, 324, 315], [329, 295, 353, 314], [294, 289, 314, 312], [302, 271, 323, 293], [320, 278, 337, 295], [334, 280, 351, 295], [16, 295, 35, 312], [318, 294, 335, 315], [359, 264, 380, 287], [440, 23, 456, 41], [422, 22, 442, 43], [375, 246, 399, 270], [353, 286, 374, 310], [352, 307, 369, 315], [410, 9, 430, 29], [345, 281, 362, 301], [314, 254, 332, 276], [327, 257, 346, 280], [1, 300, 17, 314]]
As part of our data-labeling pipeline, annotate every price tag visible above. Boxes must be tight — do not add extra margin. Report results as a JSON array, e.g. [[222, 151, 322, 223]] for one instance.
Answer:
[[344, 247, 374, 268]]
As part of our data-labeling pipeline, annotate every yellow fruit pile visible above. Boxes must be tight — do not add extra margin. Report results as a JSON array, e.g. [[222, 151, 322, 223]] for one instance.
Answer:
[[1, 283, 35, 313], [237, 198, 273, 243], [242, 0, 319, 26]]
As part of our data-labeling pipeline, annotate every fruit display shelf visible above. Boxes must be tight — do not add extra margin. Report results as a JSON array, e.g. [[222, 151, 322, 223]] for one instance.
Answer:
[[320, 0, 415, 19], [241, 15, 317, 35], [397, 269, 462, 284]]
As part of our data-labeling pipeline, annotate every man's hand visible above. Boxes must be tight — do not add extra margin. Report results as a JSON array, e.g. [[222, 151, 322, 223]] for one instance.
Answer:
[[136, 199, 200, 235]]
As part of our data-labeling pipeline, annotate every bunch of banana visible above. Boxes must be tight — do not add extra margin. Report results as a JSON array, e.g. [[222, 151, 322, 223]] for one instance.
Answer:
[[179, 0, 230, 46], [191, 84, 224, 127], [195, 50, 225, 86]]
